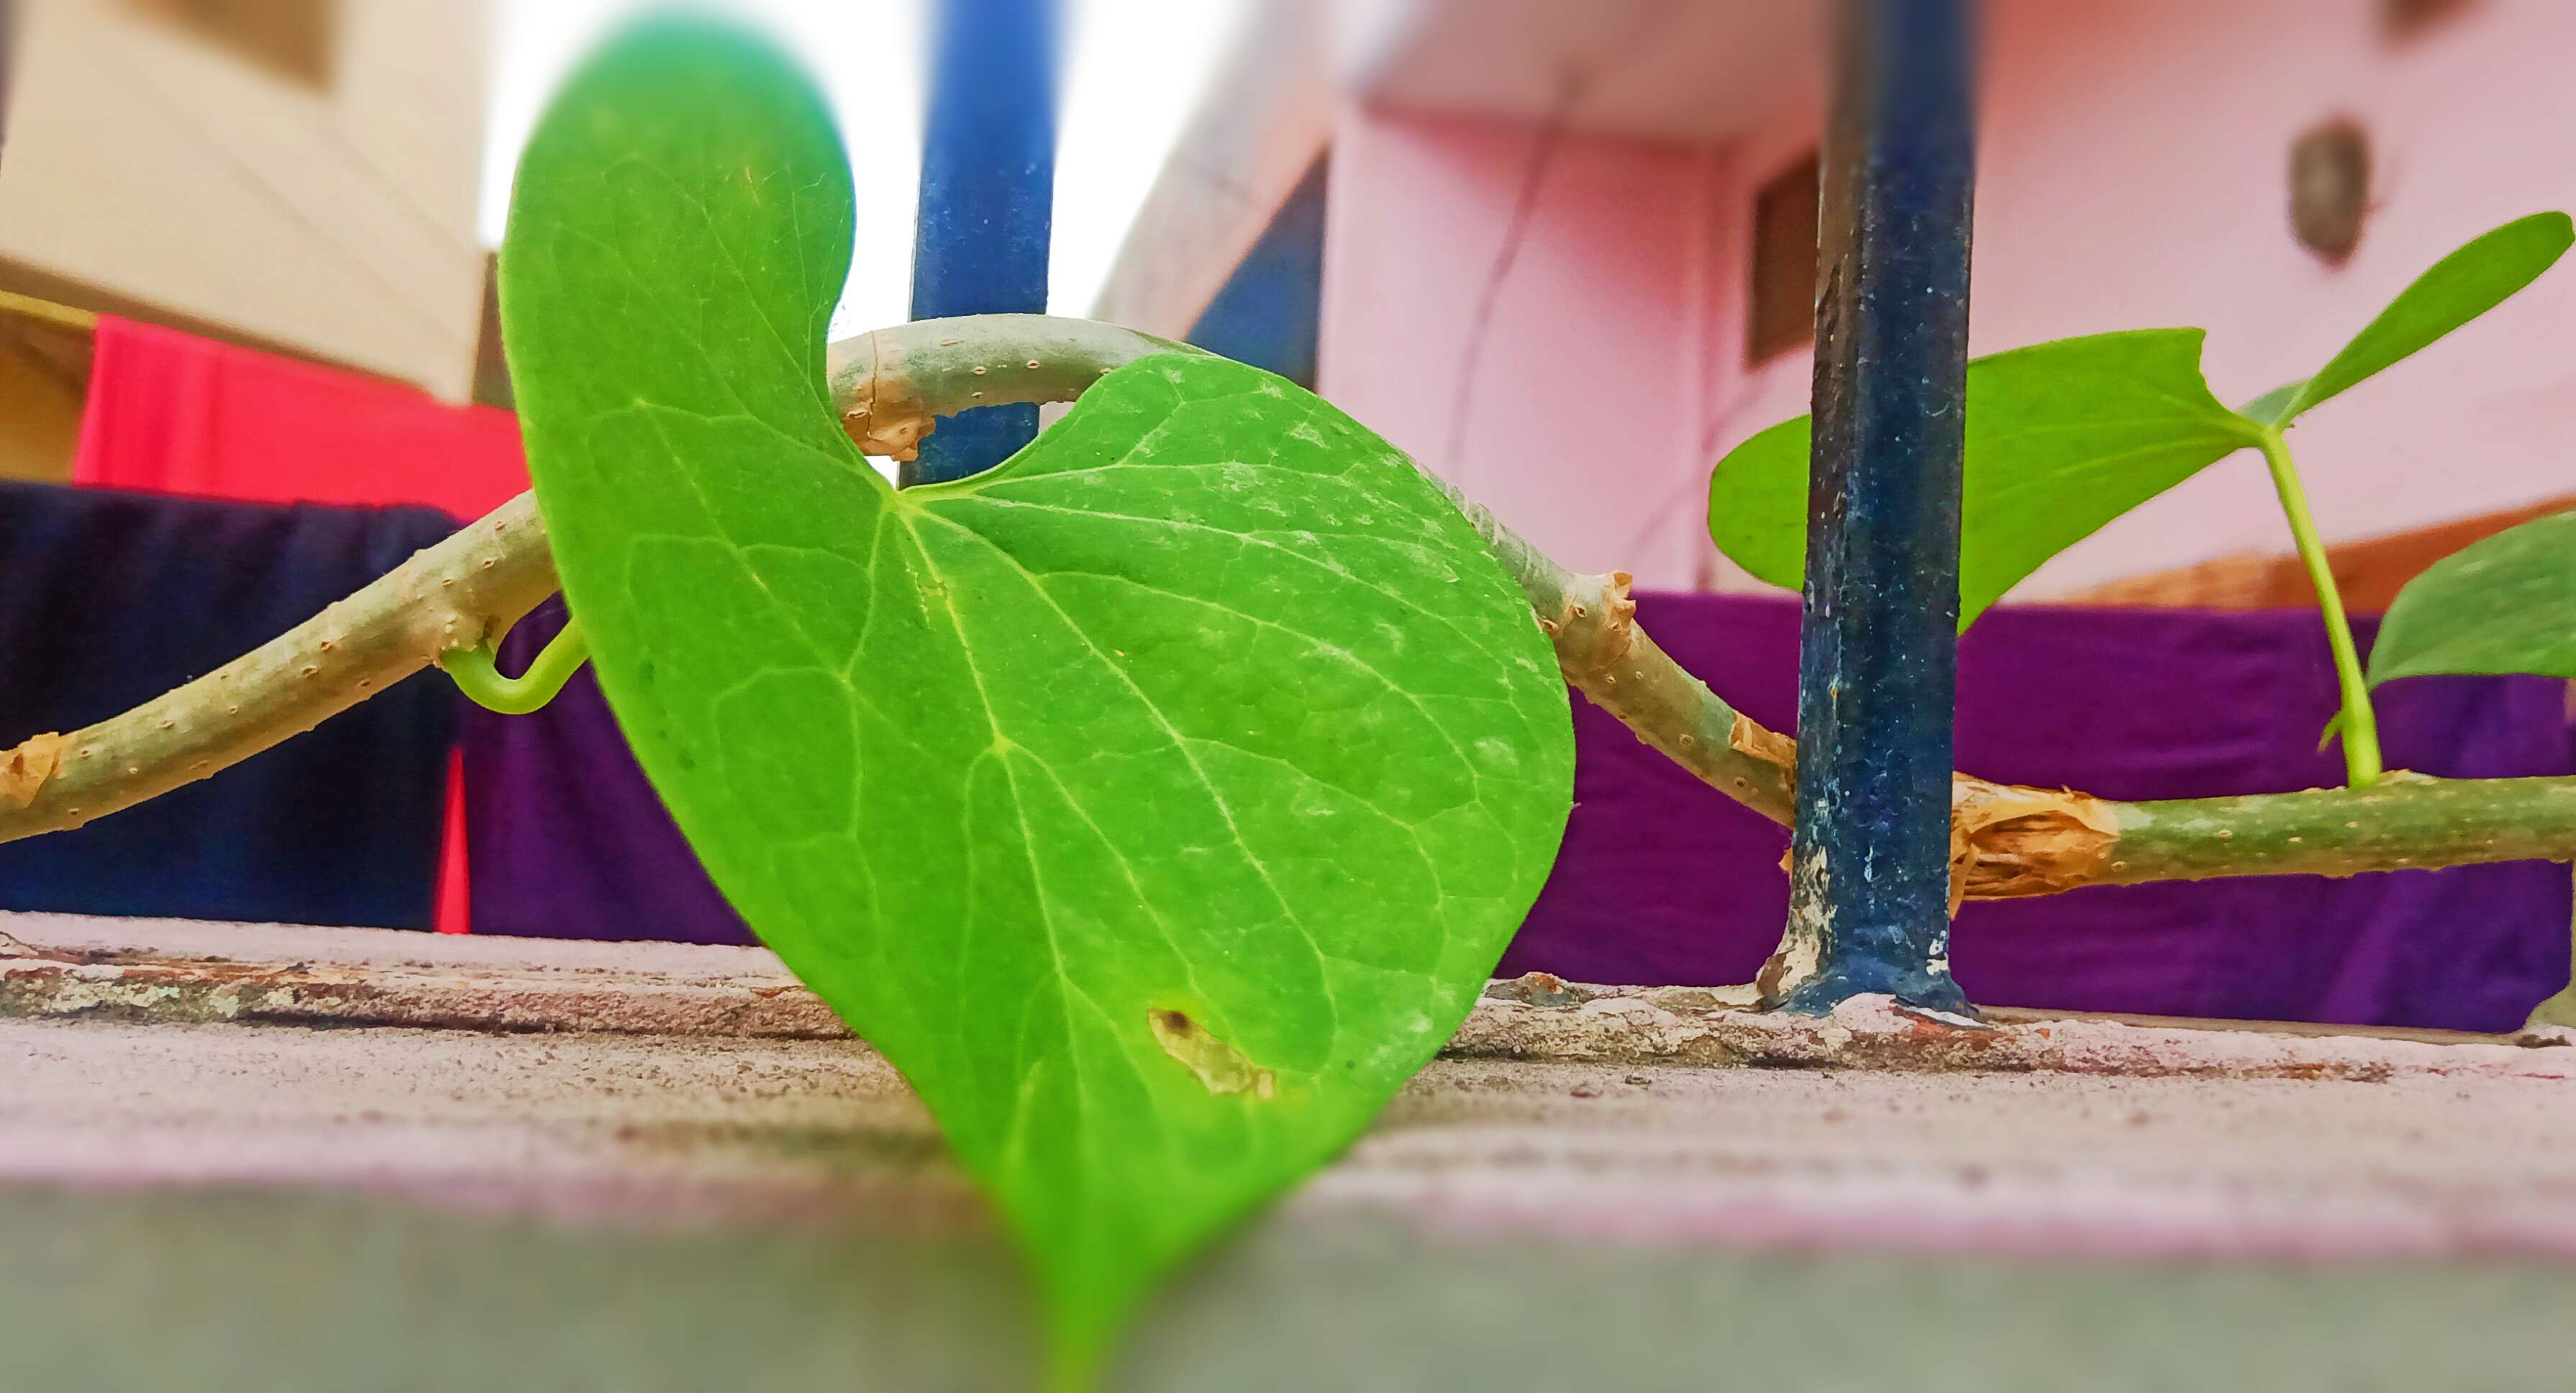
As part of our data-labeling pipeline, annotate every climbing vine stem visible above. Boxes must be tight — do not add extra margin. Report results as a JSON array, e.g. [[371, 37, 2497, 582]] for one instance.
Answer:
[[2257, 426, 2382, 788], [0, 496, 557, 843], [4, 315, 2572, 920]]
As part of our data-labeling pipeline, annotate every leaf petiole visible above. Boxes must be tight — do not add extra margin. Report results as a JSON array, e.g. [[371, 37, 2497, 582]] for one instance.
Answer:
[[2254, 427, 2380, 788], [440, 614, 590, 716]]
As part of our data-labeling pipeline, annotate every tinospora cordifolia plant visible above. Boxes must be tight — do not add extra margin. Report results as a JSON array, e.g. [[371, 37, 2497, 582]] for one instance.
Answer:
[[6, 20, 2575, 1389]]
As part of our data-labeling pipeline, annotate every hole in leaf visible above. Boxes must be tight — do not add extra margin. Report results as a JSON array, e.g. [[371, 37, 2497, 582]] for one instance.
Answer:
[[1148, 1009, 1275, 1101]]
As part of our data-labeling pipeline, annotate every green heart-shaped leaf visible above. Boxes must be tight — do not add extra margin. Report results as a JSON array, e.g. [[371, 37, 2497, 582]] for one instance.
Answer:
[[1708, 330, 2259, 631], [500, 21, 1573, 1377], [2369, 509, 2576, 687]]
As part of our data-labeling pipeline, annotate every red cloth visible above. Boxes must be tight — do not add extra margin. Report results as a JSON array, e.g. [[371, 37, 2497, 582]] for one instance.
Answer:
[[73, 317, 531, 933], [73, 316, 527, 516]]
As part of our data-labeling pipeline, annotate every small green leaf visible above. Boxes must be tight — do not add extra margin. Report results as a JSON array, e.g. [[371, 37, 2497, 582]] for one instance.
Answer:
[[1708, 330, 2258, 631], [2237, 380, 2307, 427], [2275, 212, 2573, 425], [502, 21, 1573, 1379], [2368, 510, 2576, 687]]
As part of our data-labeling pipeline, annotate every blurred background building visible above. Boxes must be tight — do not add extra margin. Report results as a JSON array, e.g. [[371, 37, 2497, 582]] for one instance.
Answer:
[[1108, 0, 2576, 602], [0, 0, 493, 478], [0, 0, 1243, 474], [5, 0, 2569, 601]]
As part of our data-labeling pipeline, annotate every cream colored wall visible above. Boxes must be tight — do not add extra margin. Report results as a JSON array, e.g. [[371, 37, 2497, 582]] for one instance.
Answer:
[[0, 331, 85, 483], [0, 0, 491, 400]]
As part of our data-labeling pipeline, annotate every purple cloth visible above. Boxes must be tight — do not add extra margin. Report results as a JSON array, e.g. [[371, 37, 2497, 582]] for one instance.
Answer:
[[469, 590, 2573, 1030], [464, 598, 753, 946], [1498, 594, 2575, 1033]]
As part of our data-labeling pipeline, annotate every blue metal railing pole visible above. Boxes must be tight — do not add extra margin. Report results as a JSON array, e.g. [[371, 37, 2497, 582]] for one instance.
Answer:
[[1767, 0, 1978, 1015], [905, 0, 1061, 486]]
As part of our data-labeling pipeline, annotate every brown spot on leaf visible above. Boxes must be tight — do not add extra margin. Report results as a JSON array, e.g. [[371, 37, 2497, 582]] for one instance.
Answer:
[[1149, 1008, 1275, 1100]]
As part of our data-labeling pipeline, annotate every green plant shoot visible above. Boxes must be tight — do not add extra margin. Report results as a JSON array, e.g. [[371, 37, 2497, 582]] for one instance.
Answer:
[[1708, 212, 2573, 789], [499, 22, 1573, 1387]]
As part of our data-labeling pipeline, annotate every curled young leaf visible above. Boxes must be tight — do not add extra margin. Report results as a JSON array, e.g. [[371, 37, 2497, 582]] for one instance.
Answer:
[[2236, 379, 2306, 427], [500, 21, 1574, 1381]]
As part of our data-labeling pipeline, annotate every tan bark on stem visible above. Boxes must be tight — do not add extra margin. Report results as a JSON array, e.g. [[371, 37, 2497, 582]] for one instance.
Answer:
[[0, 496, 557, 843], [823, 313, 1186, 463]]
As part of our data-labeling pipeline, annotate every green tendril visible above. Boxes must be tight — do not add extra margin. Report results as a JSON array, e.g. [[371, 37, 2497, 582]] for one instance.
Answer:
[[440, 614, 589, 716]]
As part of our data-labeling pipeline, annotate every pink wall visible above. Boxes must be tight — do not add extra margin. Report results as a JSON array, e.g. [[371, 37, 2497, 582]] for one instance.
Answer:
[[1319, 112, 1724, 588], [1320, 0, 2576, 596]]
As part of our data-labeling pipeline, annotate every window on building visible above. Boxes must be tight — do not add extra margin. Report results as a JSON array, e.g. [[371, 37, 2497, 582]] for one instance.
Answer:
[[121, 0, 337, 91], [1746, 153, 1820, 366]]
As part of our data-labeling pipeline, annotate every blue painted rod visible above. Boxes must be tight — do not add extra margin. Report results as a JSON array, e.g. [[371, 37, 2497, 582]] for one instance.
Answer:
[[1770, 0, 1978, 1015], [906, 0, 1061, 486]]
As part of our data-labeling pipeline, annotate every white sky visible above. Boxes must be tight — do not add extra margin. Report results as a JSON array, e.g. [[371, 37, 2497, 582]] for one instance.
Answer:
[[478, 0, 1251, 335]]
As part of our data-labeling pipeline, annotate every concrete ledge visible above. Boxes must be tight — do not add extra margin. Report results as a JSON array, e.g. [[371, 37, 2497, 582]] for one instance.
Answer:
[[1, 912, 847, 1038], [5, 909, 2575, 1254], [6, 912, 2568, 1082], [1460, 976, 2574, 1079], [9, 912, 2576, 1389]]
